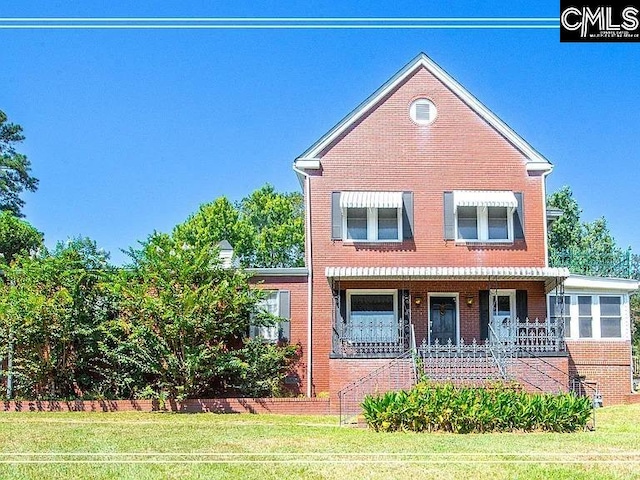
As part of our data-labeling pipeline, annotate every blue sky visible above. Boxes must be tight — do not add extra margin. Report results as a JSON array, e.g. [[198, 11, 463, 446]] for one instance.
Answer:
[[2, 2, 639, 264]]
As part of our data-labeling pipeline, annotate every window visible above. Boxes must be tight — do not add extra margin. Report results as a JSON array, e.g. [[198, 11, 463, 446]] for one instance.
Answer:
[[578, 296, 592, 338], [343, 207, 402, 241], [347, 291, 398, 343], [346, 208, 367, 240], [549, 295, 571, 337], [600, 296, 622, 338], [377, 208, 399, 240], [488, 207, 509, 240], [457, 206, 478, 240], [456, 206, 512, 242], [250, 290, 291, 343], [409, 98, 437, 125], [253, 291, 279, 342]]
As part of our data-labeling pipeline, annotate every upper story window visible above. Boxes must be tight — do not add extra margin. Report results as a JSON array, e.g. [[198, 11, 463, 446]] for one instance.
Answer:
[[332, 191, 413, 242], [450, 191, 518, 243], [409, 98, 437, 125]]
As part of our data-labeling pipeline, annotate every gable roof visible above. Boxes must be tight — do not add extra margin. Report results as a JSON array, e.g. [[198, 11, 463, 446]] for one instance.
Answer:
[[295, 52, 552, 171]]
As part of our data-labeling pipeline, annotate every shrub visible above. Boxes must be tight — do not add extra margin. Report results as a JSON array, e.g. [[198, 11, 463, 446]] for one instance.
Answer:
[[362, 382, 592, 433]]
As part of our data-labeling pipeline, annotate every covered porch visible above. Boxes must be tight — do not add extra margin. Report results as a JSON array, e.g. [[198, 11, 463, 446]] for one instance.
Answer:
[[327, 266, 570, 359]]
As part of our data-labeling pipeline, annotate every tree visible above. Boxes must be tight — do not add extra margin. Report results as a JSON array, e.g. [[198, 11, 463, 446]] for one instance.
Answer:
[[114, 229, 298, 398], [547, 186, 624, 276], [237, 184, 304, 268], [0, 237, 116, 399], [0, 211, 43, 266], [0, 110, 38, 216], [176, 184, 305, 268]]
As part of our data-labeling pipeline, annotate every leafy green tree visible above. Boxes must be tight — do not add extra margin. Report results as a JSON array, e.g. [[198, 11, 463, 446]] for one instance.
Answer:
[[114, 229, 298, 398], [237, 184, 304, 268], [176, 184, 304, 268], [0, 211, 43, 266], [0, 238, 115, 399], [0, 110, 38, 216], [547, 186, 624, 276]]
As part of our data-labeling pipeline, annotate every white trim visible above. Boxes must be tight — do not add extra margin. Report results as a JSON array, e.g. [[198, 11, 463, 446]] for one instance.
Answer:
[[297, 53, 552, 166], [427, 293, 460, 345], [409, 98, 437, 125], [565, 274, 640, 293], [294, 159, 321, 170]]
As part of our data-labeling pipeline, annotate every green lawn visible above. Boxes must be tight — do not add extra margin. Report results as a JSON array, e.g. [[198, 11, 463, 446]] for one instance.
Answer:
[[0, 404, 638, 479]]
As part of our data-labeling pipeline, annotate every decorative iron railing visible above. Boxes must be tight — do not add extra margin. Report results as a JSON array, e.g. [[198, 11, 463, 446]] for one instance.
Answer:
[[337, 350, 417, 424], [550, 247, 639, 279], [333, 317, 411, 357], [334, 316, 565, 358], [417, 338, 512, 385]]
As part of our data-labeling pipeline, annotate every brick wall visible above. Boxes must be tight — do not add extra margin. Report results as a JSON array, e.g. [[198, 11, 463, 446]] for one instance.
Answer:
[[1, 398, 330, 415], [250, 276, 309, 395], [307, 65, 548, 394], [509, 356, 569, 393], [566, 341, 633, 405]]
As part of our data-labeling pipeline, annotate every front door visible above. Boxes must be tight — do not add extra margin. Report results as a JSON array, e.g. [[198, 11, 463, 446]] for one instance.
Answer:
[[429, 296, 457, 345], [490, 290, 516, 342]]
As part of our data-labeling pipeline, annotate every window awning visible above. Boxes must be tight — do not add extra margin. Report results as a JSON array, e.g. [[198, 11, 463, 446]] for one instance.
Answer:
[[453, 190, 518, 210], [340, 191, 403, 209]]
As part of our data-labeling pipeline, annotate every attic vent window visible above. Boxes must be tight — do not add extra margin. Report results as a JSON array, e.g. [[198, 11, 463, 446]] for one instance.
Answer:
[[410, 98, 437, 125]]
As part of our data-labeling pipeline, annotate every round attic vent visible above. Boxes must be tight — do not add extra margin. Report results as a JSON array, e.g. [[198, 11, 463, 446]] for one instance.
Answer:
[[409, 98, 437, 125]]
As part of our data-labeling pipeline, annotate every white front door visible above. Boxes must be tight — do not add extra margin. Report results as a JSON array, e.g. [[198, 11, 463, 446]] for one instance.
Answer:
[[489, 290, 516, 342]]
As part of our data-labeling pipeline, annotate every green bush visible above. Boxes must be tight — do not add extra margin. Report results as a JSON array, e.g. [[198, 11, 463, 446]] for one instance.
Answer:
[[362, 382, 592, 433]]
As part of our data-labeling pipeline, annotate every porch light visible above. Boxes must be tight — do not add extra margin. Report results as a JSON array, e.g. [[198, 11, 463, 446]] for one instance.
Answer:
[[466, 295, 474, 306], [414, 296, 423, 306]]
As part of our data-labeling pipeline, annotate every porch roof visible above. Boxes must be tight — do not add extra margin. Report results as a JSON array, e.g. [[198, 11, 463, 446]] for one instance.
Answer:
[[325, 266, 570, 293]]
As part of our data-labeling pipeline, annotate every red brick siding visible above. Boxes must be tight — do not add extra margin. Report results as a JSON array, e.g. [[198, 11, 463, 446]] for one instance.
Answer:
[[1, 398, 330, 414], [307, 66, 548, 394], [250, 276, 309, 395], [509, 356, 569, 393], [566, 341, 633, 405]]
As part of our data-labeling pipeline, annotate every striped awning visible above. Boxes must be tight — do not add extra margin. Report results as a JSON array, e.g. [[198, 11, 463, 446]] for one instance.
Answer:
[[340, 191, 403, 209], [325, 266, 570, 293], [453, 190, 518, 209]]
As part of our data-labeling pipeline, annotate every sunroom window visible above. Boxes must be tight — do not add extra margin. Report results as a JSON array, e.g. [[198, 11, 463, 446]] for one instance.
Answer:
[[600, 296, 622, 338], [578, 296, 593, 338], [549, 295, 571, 337]]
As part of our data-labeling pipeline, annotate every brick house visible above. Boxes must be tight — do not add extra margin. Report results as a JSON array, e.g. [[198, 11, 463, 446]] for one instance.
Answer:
[[248, 53, 638, 407]]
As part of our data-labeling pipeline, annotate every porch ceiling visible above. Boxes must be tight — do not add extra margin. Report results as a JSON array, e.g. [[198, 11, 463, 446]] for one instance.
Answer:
[[325, 266, 570, 293]]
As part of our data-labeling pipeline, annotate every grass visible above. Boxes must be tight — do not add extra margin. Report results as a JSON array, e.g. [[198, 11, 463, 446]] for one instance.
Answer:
[[0, 404, 638, 479]]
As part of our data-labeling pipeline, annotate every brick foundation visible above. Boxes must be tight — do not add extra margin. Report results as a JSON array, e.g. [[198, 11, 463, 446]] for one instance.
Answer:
[[0, 397, 331, 415]]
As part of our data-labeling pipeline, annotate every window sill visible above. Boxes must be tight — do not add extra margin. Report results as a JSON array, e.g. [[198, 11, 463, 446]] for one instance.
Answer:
[[342, 239, 404, 245], [455, 240, 514, 246]]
